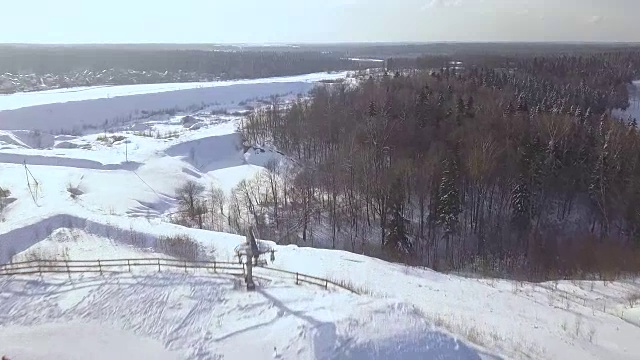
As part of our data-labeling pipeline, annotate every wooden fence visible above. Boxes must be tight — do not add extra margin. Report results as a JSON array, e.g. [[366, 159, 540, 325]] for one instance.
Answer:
[[0, 258, 358, 294]]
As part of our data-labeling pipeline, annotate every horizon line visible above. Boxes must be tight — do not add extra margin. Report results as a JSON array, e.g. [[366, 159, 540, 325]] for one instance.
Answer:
[[2, 41, 640, 46]]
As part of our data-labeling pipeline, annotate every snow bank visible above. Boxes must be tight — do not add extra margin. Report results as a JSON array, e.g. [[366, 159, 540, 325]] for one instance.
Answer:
[[7, 130, 55, 149], [243, 145, 284, 168], [0, 213, 238, 263], [622, 307, 640, 327], [9, 228, 171, 262], [0, 130, 54, 149], [0, 131, 26, 149], [0, 152, 142, 170], [165, 133, 245, 172]]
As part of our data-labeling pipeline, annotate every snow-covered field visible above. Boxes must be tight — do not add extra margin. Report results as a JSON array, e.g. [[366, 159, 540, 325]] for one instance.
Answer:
[[0, 72, 639, 360]]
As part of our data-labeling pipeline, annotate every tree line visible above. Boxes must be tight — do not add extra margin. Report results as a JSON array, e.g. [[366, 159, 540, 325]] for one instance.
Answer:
[[240, 52, 640, 280], [0, 46, 371, 79]]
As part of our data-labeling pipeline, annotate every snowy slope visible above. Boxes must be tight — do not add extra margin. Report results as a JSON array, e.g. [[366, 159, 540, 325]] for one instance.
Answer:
[[0, 271, 488, 360], [1, 73, 639, 360]]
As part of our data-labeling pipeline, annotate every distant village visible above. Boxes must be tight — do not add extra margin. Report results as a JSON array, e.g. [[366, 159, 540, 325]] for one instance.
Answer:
[[0, 69, 218, 94]]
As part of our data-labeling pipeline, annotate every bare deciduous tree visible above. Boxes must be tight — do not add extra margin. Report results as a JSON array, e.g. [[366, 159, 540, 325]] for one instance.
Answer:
[[176, 181, 206, 228]]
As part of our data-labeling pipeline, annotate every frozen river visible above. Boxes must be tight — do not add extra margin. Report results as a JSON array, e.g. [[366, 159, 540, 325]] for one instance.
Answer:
[[0, 72, 348, 133]]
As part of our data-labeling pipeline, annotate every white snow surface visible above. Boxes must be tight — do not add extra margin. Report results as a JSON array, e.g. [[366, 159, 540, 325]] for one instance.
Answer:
[[0, 72, 348, 134], [0, 72, 348, 111], [346, 58, 385, 63], [0, 322, 181, 360], [0, 73, 639, 360]]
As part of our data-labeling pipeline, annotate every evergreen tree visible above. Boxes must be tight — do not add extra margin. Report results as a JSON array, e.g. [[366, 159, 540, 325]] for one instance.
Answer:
[[511, 176, 531, 230], [368, 101, 377, 117], [437, 159, 461, 236], [517, 95, 529, 112], [588, 131, 612, 234], [466, 95, 475, 112], [384, 177, 412, 254], [512, 135, 544, 230], [456, 96, 466, 115]]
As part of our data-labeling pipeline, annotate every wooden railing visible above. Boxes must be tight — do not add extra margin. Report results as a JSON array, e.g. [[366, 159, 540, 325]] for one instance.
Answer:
[[0, 258, 359, 294]]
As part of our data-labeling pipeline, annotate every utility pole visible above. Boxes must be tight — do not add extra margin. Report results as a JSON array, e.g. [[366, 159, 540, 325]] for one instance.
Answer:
[[245, 226, 256, 291]]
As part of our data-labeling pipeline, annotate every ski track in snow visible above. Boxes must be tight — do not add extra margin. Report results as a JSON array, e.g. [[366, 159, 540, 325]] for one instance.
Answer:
[[0, 72, 639, 360]]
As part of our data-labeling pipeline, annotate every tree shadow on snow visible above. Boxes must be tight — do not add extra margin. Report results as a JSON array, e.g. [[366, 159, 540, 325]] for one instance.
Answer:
[[256, 288, 500, 360], [335, 331, 500, 360]]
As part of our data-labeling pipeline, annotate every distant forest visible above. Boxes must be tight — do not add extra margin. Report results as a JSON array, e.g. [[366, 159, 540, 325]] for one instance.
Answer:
[[241, 49, 640, 280], [0, 47, 363, 79], [3, 42, 640, 78]]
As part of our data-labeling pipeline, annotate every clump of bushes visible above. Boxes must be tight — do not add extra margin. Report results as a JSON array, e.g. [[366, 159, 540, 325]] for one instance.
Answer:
[[157, 234, 201, 261], [0, 187, 11, 218], [66, 183, 84, 199], [96, 134, 126, 144]]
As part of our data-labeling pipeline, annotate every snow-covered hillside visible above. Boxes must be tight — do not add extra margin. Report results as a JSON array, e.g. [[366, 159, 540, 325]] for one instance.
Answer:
[[0, 73, 639, 360]]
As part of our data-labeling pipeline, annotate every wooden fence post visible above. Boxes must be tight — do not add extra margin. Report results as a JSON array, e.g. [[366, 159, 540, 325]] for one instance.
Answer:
[[38, 262, 42, 276], [325, 279, 328, 289], [158, 258, 161, 272], [127, 259, 131, 272], [98, 260, 102, 275], [184, 261, 187, 273], [66, 260, 71, 280], [213, 261, 217, 273], [295, 273, 299, 285]]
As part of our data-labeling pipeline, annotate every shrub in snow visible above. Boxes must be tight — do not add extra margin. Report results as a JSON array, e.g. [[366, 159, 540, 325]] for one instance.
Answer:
[[628, 293, 640, 307], [96, 134, 126, 145], [14, 246, 71, 264], [66, 183, 84, 199], [157, 234, 202, 261], [0, 187, 11, 216], [0, 187, 9, 200], [181, 115, 198, 127]]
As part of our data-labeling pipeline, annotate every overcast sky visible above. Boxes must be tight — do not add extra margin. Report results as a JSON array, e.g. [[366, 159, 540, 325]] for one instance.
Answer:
[[0, 0, 636, 43]]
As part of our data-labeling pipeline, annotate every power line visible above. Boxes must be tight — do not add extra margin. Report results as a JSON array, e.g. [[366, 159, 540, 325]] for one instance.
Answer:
[[132, 170, 161, 197], [23, 160, 41, 206]]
